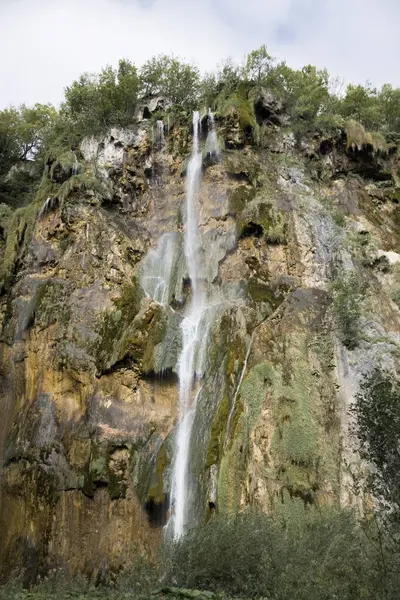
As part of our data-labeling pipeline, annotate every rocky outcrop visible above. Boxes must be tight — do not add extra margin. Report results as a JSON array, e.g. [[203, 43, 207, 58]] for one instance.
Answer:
[[1, 101, 399, 581]]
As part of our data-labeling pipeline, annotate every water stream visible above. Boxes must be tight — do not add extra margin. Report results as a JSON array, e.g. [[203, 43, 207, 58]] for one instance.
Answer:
[[169, 111, 211, 539], [140, 232, 177, 306], [156, 120, 165, 150], [141, 110, 220, 539], [205, 109, 219, 156]]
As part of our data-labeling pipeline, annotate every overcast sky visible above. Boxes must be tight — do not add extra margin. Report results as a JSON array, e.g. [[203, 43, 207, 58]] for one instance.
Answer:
[[0, 0, 399, 108]]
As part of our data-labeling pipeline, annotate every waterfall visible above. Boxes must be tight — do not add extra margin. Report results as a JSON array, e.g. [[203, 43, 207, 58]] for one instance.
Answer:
[[72, 153, 80, 175], [157, 120, 165, 150], [205, 109, 219, 157], [169, 111, 210, 540], [140, 232, 177, 306]]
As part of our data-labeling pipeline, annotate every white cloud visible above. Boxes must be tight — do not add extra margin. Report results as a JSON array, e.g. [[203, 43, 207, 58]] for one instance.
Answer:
[[0, 0, 398, 108]]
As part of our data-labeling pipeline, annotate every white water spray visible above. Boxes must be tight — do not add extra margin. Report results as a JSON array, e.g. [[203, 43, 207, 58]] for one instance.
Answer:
[[72, 153, 80, 175], [156, 120, 165, 150], [140, 232, 176, 306], [205, 109, 219, 157], [169, 111, 210, 539]]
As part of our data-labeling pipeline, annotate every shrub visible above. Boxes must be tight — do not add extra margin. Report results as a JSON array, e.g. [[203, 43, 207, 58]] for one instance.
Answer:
[[352, 370, 400, 523], [331, 271, 368, 349], [58, 174, 111, 205], [167, 507, 377, 600]]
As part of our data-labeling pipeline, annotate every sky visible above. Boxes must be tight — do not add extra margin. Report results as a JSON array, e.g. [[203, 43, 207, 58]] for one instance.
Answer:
[[0, 0, 399, 108]]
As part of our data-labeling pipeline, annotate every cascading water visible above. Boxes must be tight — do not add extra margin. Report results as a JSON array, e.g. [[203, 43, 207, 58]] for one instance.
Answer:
[[206, 109, 219, 156], [140, 232, 176, 306], [72, 153, 80, 175], [156, 120, 165, 150], [169, 111, 211, 539]]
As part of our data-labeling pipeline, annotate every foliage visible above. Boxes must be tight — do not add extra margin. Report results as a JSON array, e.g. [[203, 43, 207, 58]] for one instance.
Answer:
[[1, 508, 400, 599], [378, 84, 400, 132], [139, 55, 200, 106], [0, 45, 398, 246], [0, 104, 56, 162], [273, 63, 331, 122], [244, 45, 275, 87], [0, 197, 42, 290], [167, 507, 383, 600], [0, 202, 12, 231], [339, 83, 378, 126], [57, 174, 111, 205], [216, 85, 257, 135], [0, 104, 56, 206], [352, 370, 400, 523], [339, 83, 400, 132], [214, 58, 243, 96], [63, 58, 140, 136], [331, 271, 368, 349]]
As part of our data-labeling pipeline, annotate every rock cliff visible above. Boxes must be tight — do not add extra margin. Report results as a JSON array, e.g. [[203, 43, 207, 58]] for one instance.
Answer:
[[1, 95, 400, 579]]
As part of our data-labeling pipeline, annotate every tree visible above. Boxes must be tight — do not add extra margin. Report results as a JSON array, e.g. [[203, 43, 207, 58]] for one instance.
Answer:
[[139, 55, 171, 97], [245, 45, 275, 86], [215, 57, 242, 95], [64, 59, 139, 134], [352, 370, 400, 523], [18, 104, 57, 159], [289, 65, 330, 120], [339, 83, 380, 129], [163, 58, 200, 106], [0, 104, 56, 165], [331, 272, 368, 349], [116, 58, 140, 119], [0, 108, 21, 175], [0, 104, 56, 206], [377, 84, 400, 133], [200, 72, 218, 108], [139, 55, 200, 106]]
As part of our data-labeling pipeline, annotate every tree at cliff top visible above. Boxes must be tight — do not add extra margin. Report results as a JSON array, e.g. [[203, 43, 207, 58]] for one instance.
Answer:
[[139, 55, 200, 107], [63, 58, 140, 135], [0, 103, 56, 206], [339, 83, 400, 133], [0, 45, 399, 211]]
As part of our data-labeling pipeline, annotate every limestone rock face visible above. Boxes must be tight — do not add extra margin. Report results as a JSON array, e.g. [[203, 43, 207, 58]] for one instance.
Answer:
[[1, 103, 400, 581]]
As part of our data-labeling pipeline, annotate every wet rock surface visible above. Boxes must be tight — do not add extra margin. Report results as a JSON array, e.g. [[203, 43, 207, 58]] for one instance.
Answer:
[[1, 103, 400, 579]]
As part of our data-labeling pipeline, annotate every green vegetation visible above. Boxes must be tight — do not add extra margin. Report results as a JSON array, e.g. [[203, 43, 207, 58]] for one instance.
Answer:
[[0, 44, 398, 212], [352, 370, 400, 525], [140, 55, 200, 106], [0, 196, 41, 289], [0, 103, 56, 207], [330, 271, 368, 349], [57, 174, 111, 205], [168, 508, 393, 600], [63, 59, 140, 136], [345, 119, 388, 153], [2, 507, 399, 600]]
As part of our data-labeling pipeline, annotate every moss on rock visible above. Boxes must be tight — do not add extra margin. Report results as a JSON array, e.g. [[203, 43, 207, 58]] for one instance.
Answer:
[[0, 200, 41, 290], [146, 442, 169, 505], [240, 194, 286, 244]]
